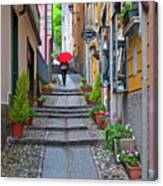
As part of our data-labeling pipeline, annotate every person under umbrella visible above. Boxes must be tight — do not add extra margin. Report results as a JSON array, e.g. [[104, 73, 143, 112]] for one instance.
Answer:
[[57, 52, 73, 86]]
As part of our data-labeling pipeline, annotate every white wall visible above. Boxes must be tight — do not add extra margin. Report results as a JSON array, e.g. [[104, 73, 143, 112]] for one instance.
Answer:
[[1, 6, 12, 104], [62, 4, 72, 53]]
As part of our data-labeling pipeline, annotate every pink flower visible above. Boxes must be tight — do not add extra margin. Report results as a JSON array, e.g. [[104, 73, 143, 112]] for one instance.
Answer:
[[127, 148, 137, 153]]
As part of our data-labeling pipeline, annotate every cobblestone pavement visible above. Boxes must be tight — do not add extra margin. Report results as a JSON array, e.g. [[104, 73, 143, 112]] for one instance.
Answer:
[[1, 144, 44, 177], [1, 74, 128, 179], [91, 144, 129, 180]]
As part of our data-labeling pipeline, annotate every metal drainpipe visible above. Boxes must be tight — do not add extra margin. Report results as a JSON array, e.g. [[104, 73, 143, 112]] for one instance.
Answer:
[[109, 3, 113, 122], [140, 3, 148, 180], [148, 2, 158, 180]]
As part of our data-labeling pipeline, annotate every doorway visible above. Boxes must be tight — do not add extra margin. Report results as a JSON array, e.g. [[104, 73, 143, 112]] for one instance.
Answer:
[[27, 38, 34, 98], [11, 8, 18, 95]]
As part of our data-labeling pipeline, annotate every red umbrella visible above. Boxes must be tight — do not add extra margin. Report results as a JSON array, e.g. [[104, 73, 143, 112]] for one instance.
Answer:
[[57, 52, 73, 63]]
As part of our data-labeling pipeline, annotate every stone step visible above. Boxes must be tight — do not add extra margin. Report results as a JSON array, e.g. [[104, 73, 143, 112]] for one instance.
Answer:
[[32, 118, 93, 130], [26, 119, 90, 131], [25, 124, 87, 131], [34, 107, 91, 114], [37, 105, 93, 109], [8, 130, 104, 146], [42, 92, 83, 96], [54, 88, 81, 92], [35, 113, 90, 118]]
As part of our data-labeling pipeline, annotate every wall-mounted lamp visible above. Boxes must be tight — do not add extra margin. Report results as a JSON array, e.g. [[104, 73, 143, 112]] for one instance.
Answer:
[[68, 3, 80, 17], [68, 4, 73, 13]]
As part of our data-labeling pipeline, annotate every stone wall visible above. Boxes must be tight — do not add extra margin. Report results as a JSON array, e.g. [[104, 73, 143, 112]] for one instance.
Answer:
[[1, 104, 10, 148], [123, 91, 143, 154]]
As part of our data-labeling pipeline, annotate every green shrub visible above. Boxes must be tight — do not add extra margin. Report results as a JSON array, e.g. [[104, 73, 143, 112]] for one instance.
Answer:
[[37, 96, 47, 102], [118, 2, 138, 20], [42, 83, 53, 89], [90, 74, 101, 104], [9, 72, 30, 124], [105, 123, 133, 150], [28, 108, 37, 118]]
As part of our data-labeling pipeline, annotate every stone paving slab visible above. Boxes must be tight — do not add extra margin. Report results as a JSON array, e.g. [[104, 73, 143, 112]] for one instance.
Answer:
[[47, 130, 104, 142], [42, 146, 98, 179]]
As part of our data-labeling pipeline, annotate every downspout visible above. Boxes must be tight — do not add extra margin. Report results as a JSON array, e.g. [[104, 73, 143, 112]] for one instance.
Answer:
[[109, 3, 113, 122], [148, 1, 158, 180], [140, 3, 148, 180]]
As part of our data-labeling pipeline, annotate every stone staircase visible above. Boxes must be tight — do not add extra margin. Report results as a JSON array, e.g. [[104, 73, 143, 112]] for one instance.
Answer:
[[9, 88, 104, 146]]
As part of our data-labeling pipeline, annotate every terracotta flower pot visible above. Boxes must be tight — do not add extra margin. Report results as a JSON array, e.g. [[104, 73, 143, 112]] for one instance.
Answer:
[[83, 87, 92, 92], [37, 100, 44, 108], [94, 112, 100, 124], [125, 162, 141, 180], [99, 120, 107, 129], [27, 117, 33, 125], [11, 123, 24, 138], [86, 98, 94, 105], [42, 88, 53, 94]]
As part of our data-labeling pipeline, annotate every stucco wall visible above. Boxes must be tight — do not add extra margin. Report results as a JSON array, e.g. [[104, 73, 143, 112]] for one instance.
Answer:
[[123, 90, 143, 154], [18, 11, 38, 94], [1, 5, 12, 104]]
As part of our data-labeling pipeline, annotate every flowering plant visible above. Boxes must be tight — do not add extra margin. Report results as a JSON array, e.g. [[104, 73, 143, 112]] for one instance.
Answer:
[[117, 148, 140, 166], [105, 123, 134, 150]]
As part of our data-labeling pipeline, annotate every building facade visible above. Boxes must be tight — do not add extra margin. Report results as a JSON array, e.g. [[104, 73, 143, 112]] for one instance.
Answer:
[[1, 5, 41, 146], [71, 3, 85, 75]]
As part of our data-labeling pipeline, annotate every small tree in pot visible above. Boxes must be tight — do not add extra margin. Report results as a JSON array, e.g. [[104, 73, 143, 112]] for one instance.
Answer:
[[26, 108, 37, 125], [9, 72, 30, 138], [36, 96, 47, 107]]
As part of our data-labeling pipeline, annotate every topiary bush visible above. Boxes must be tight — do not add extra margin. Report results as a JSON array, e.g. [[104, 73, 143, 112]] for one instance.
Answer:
[[9, 72, 30, 124], [90, 74, 101, 104]]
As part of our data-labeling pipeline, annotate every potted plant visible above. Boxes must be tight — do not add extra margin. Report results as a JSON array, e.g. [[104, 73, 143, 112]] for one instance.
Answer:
[[118, 148, 141, 180], [118, 2, 139, 27], [26, 108, 37, 125], [83, 92, 93, 105], [105, 123, 134, 151], [9, 72, 30, 138], [113, 124, 135, 162], [82, 84, 92, 92], [90, 74, 101, 104], [36, 96, 47, 107], [90, 104, 106, 123], [42, 83, 54, 93], [98, 115, 108, 129], [80, 77, 86, 84]]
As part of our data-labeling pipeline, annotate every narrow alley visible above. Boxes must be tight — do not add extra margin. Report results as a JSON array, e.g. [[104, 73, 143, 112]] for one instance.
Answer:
[[1, 1, 158, 181], [2, 74, 128, 179]]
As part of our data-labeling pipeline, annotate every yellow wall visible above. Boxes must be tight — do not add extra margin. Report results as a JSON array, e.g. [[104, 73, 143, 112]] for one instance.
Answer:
[[107, 2, 110, 26], [128, 33, 150, 92], [92, 56, 98, 82]]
